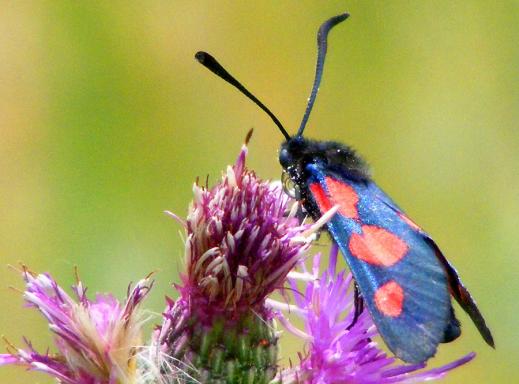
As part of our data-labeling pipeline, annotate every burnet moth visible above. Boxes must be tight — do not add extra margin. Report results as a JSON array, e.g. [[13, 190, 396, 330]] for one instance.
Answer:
[[195, 12, 494, 363]]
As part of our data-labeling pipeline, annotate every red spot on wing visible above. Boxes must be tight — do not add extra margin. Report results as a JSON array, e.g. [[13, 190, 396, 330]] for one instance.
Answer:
[[398, 212, 422, 232], [325, 177, 359, 219], [374, 280, 404, 317], [349, 225, 408, 267], [309, 183, 333, 212]]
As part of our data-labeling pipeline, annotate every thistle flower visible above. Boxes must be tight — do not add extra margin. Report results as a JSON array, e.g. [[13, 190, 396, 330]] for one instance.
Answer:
[[153, 139, 330, 383], [0, 267, 153, 384], [269, 245, 475, 384]]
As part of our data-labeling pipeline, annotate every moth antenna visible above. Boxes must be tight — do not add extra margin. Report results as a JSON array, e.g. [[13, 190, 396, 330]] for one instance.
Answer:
[[195, 51, 291, 141], [297, 12, 349, 137]]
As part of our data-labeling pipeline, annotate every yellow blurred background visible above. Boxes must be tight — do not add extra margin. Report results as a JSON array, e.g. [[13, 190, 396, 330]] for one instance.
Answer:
[[1, 1, 517, 383]]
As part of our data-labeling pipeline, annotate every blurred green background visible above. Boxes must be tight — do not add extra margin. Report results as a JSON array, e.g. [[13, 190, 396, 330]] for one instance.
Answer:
[[1, 1, 517, 383]]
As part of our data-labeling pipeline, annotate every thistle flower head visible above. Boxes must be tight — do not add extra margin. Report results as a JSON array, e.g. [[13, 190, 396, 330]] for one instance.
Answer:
[[0, 267, 153, 384], [179, 142, 315, 319], [154, 140, 329, 382], [271, 245, 475, 384]]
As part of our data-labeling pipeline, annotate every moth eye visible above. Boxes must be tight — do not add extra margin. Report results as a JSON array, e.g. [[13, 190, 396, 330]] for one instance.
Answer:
[[282, 171, 299, 199]]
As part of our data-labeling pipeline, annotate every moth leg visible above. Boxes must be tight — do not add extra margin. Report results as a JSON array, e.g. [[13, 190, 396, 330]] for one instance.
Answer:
[[286, 202, 326, 241], [346, 282, 364, 330], [295, 204, 307, 224], [283, 204, 310, 226]]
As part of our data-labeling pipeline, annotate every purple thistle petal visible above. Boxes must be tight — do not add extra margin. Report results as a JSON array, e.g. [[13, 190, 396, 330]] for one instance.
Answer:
[[381, 353, 476, 383], [0, 355, 18, 365]]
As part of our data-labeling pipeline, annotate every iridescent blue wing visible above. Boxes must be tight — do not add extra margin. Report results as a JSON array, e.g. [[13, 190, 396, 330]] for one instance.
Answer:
[[305, 162, 453, 363]]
